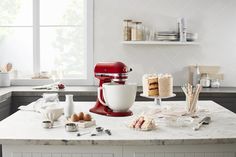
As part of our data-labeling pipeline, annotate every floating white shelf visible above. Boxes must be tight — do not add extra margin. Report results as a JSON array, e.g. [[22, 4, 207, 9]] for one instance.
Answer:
[[122, 41, 199, 45]]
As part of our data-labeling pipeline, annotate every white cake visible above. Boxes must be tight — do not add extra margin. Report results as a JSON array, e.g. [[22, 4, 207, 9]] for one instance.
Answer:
[[158, 74, 173, 97], [142, 74, 159, 96]]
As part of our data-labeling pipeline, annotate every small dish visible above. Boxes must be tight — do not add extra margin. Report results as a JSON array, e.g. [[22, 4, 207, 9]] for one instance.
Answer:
[[42, 120, 53, 129], [126, 116, 157, 131], [65, 123, 78, 132], [125, 122, 157, 131]]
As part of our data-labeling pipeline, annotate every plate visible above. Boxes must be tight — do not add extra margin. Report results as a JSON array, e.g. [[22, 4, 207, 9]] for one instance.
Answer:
[[125, 122, 157, 131], [140, 93, 176, 99], [125, 116, 157, 131]]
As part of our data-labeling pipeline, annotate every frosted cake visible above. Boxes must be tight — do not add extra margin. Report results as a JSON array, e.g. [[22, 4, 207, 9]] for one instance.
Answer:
[[142, 74, 159, 96]]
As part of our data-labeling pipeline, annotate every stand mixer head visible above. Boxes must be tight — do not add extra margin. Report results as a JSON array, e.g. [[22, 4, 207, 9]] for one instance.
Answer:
[[89, 62, 133, 116]]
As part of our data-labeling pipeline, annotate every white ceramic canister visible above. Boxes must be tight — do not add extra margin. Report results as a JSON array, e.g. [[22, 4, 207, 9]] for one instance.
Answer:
[[0, 72, 10, 87], [64, 95, 74, 118]]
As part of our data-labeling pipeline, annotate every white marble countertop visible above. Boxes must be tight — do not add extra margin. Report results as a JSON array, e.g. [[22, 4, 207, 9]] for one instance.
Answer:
[[0, 101, 235, 146]]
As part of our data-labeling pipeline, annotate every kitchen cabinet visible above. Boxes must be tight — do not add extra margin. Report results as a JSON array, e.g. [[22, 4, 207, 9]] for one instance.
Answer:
[[123, 145, 235, 157], [0, 96, 11, 157], [0, 97, 11, 121], [3, 145, 122, 157], [11, 96, 39, 114], [3, 144, 236, 157]]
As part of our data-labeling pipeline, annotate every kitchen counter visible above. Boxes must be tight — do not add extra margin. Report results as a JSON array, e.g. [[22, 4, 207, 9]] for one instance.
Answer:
[[1, 86, 236, 97], [1, 86, 236, 118], [1, 101, 236, 145], [0, 101, 236, 157]]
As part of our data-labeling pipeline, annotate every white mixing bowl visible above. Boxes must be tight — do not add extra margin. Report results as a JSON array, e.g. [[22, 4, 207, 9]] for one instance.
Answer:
[[98, 83, 137, 112]]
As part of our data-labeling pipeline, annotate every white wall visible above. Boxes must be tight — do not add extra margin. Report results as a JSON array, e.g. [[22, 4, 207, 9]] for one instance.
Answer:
[[94, 0, 236, 86]]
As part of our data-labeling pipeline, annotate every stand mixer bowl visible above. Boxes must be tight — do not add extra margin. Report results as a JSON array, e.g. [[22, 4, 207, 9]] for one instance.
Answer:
[[99, 83, 137, 112]]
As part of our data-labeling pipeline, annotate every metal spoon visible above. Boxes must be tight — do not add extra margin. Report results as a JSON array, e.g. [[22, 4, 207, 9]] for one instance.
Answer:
[[105, 129, 111, 136], [77, 132, 90, 136], [91, 127, 104, 136], [193, 116, 211, 131]]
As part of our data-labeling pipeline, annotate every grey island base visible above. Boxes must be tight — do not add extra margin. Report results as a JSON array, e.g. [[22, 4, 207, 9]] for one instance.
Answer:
[[0, 101, 235, 157]]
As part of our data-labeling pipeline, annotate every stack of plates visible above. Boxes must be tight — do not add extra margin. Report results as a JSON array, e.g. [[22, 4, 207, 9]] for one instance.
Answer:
[[155, 32, 198, 42], [155, 31, 178, 41]]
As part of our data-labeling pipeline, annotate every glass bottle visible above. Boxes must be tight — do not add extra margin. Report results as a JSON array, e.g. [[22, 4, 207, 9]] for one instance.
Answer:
[[64, 95, 74, 118], [192, 64, 200, 86]]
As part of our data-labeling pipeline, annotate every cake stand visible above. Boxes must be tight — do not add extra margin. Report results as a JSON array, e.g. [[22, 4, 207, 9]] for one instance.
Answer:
[[140, 93, 176, 105]]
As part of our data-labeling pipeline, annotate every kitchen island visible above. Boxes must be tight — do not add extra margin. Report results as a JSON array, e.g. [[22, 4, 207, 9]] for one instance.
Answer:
[[0, 101, 236, 157]]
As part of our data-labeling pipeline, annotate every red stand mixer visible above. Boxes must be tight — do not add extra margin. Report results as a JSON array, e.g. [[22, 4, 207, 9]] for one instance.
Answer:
[[89, 62, 133, 117]]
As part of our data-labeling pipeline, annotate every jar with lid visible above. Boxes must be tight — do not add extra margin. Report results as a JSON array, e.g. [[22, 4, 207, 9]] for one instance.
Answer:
[[131, 22, 143, 41], [123, 19, 132, 41], [211, 79, 220, 88], [200, 73, 210, 88]]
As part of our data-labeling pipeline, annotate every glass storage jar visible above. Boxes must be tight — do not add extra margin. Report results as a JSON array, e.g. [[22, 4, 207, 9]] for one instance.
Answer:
[[131, 22, 143, 41], [211, 79, 220, 88], [123, 19, 132, 41], [200, 73, 210, 88]]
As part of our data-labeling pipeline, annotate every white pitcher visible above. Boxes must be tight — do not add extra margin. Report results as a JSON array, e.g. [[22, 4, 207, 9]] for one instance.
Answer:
[[64, 95, 74, 118]]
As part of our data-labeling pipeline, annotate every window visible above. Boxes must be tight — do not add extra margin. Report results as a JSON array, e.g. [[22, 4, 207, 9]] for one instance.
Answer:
[[0, 0, 93, 85]]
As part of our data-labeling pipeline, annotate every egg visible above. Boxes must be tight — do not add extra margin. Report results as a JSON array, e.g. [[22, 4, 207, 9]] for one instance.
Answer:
[[77, 112, 84, 120], [84, 113, 92, 121], [71, 114, 78, 122]]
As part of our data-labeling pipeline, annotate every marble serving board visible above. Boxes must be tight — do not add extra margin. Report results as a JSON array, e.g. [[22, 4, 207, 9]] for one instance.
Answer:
[[0, 101, 235, 146]]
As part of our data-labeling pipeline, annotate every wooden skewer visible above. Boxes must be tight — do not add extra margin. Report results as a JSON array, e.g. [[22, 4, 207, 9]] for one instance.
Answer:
[[190, 84, 202, 113], [182, 83, 202, 113]]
